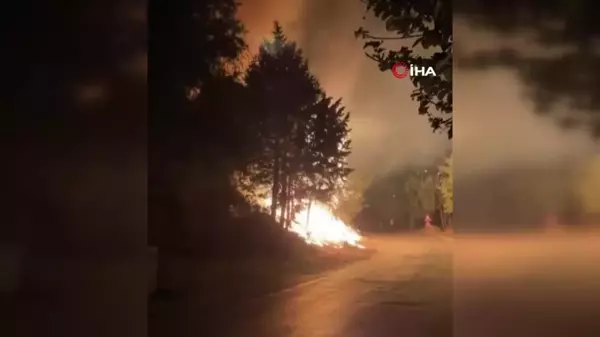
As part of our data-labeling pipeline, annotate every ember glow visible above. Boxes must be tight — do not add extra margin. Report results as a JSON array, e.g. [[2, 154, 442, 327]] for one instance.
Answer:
[[263, 198, 363, 248]]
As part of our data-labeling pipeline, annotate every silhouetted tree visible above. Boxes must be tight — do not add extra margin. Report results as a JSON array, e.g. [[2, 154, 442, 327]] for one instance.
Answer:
[[356, 166, 441, 232], [356, 0, 452, 138], [419, 173, 437, 218], [357, 173, 408, 232], [244, 22, 321, 224], [302, 97, 353, 224], [335, 174, 371, 226], [150, 0, 246, 244], [243, 23, 353, 227], [149, 0, 247, 295]]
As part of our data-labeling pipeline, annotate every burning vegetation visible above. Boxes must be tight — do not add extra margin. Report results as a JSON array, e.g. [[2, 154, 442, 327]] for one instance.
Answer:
[[262, 198, 363, 248]]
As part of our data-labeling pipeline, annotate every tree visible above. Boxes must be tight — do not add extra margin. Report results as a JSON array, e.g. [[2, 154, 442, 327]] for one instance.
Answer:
[[437, 155, 453, 229], [357, 167, 436, 231], [335, 174, 371, 226], [356, 0, 452, 138], [243, 23, 352, 227], [418, 174, 437, 216], [244, 22, 321, 224], [358, 0, 599, 138], [357, 171, 411, 232], [403, 168, 441, 229], [149, 0, 247, 294], [404, 170, 425, 230], [303, 97, 353, 224]]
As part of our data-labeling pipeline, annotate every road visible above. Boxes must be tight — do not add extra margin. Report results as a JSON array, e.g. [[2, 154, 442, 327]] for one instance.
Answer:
[[454, 233, 600, 337], [13, 233, 599, 337], [159, 234, 453, 337], [157, 233, 600, 337]]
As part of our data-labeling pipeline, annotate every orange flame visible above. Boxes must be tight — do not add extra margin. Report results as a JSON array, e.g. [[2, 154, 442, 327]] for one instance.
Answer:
[[263, 198, 363, 248]]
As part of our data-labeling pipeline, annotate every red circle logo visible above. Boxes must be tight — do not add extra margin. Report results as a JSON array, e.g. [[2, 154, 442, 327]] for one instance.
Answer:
[[392, 62, 409, 79]]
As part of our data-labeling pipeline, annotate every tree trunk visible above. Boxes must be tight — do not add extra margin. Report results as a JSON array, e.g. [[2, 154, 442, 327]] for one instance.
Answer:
[[154, 189, 180, 294], [287, 194, 294, 228], [284, 197, 291, 228], [439, 209, 446, 231], [270, 154, 281, 219], [285, 177, 293, 228], [306, 198, 312, 230], [279, 171, 288, 226]]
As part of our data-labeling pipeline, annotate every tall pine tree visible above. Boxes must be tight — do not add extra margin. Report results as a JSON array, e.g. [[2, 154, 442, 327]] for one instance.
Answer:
[[302, 97, 353, 221], [244, 22, 321, 224], [243, 22, 353, 227]]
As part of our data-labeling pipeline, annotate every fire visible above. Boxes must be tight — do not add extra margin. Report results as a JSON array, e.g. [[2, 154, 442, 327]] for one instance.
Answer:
[[291, 203, 363, 247], [263, 198, 363, 248]]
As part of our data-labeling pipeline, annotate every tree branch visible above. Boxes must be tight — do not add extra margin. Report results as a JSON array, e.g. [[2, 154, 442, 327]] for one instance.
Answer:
[[363, 33, 422, 40]]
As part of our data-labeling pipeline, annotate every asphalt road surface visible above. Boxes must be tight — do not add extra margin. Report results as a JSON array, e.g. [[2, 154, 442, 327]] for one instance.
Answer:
[[164, 234, 453, 337], [454, 233, 600, 337], [161, 233, 600, 337], [12, 233, 600, 337]]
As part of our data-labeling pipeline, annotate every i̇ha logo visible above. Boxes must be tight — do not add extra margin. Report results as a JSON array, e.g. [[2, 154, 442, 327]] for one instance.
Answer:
[[392, 62, 437, 79]]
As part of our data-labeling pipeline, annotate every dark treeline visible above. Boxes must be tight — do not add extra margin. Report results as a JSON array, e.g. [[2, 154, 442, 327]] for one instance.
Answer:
[[348, 152, 453, 233], [149, 0, 352, 293]]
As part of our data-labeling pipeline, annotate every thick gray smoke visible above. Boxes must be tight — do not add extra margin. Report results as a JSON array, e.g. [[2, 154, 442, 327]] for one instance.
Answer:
[[238, 0, 449, 177], [454, 18, 598, 229], [238, 1, 598, 228]]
